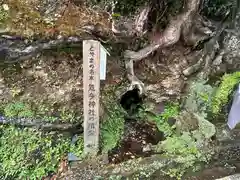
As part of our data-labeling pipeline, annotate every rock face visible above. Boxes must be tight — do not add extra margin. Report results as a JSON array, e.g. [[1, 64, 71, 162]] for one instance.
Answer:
[[134, 44, 191, 103], [216, 174, 240, 180]]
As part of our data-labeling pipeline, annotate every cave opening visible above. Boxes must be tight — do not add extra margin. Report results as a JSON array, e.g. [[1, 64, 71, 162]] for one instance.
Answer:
[[120, 87, 144, 115]]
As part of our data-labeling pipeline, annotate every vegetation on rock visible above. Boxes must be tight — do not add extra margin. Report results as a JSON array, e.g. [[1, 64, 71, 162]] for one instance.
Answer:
[[212, 72, 240, 115], [100, 85, 126, 153]]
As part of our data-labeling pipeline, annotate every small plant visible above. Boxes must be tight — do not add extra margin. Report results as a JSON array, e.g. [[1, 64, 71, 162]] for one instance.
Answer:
[[59, 107, 76, 122], [1, 101, 79, 123], [100, 84, 127, 153], [150, 82, 215, 179], [4, 102, 34, 118], [212, 72, 240, 115], [152, 103, 179, 137], [70, 136, 84, 157]]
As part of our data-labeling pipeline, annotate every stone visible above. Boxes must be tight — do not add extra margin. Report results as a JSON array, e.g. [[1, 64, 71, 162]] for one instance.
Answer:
[[2, 4, 9, 11], [68, 153, 80, 161], [195, 113, 216, 139], [142, 144, 151, 152]]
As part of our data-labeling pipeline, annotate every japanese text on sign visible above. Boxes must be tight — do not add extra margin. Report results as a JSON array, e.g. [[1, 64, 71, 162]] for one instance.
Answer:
[[83, 40, 100, 155]]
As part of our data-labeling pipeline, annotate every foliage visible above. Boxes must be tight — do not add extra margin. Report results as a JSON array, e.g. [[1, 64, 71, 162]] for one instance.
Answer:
[[0, 101, 84, 179], [202, 0, 236, 21], [151, 81, 216, 179], [166, 0, 184, 16], [212, 72, 240, 115], [70, 136, 84, 157], [153, 103, 179, 137], [160, 132, 206, 179], [100, 84, 126, 153], [100, 103, 125, 153], [4, 102, 34, 118], [138, 102, 179, 137], [158, 129, 212, 179], [1, 101, 79, 123], [2, 0, 109, 37], [0, 125, 83, 179], [2, 0, 51, 37]]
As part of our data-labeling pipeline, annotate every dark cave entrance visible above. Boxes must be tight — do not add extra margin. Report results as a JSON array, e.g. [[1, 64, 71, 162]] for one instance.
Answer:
[[119, 87, 144, 115]]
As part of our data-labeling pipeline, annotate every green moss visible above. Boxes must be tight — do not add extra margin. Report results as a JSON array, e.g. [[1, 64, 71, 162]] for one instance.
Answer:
[[5, 0, 52, 37], [139, 100, 213, 179], [0, 125, 83, 179], [184, 80, 215, 116], [212, 72, 240, 115]]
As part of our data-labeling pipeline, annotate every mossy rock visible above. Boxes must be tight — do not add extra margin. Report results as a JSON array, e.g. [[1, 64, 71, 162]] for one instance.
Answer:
[[212, 72, 240, 116]]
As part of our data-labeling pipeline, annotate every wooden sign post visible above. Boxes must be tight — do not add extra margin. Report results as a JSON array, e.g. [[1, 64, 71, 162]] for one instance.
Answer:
[[83, 40, 108, 155]]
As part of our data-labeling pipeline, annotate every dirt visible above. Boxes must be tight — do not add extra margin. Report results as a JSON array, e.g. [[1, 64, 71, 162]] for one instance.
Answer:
[[0, 50, 84, 119], [108, 120, 164, 164], [0, 46, 125, 121]]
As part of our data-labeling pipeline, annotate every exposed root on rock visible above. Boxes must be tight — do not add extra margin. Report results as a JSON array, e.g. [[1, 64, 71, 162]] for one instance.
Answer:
[[183, 16, 230, 78], [124, 0, 205, 94]]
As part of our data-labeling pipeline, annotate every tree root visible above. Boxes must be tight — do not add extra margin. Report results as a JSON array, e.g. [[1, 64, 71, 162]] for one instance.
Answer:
[[124, 0, 202, 94], [183, 18, 229, 78]]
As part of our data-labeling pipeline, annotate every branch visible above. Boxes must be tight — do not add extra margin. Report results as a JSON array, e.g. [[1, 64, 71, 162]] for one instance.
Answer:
[[0, 116, 83, 132], [0, 35, 86, 63], [134, 6, 151, 36]]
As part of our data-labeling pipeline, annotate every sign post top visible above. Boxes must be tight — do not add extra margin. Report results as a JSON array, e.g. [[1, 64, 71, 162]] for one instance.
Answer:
[[83, 40, 109, 81], [83, 40, 110, 56]]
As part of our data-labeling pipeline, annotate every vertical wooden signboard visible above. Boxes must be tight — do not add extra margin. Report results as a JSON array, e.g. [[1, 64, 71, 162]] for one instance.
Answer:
[[83, 40, 100, 155]]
